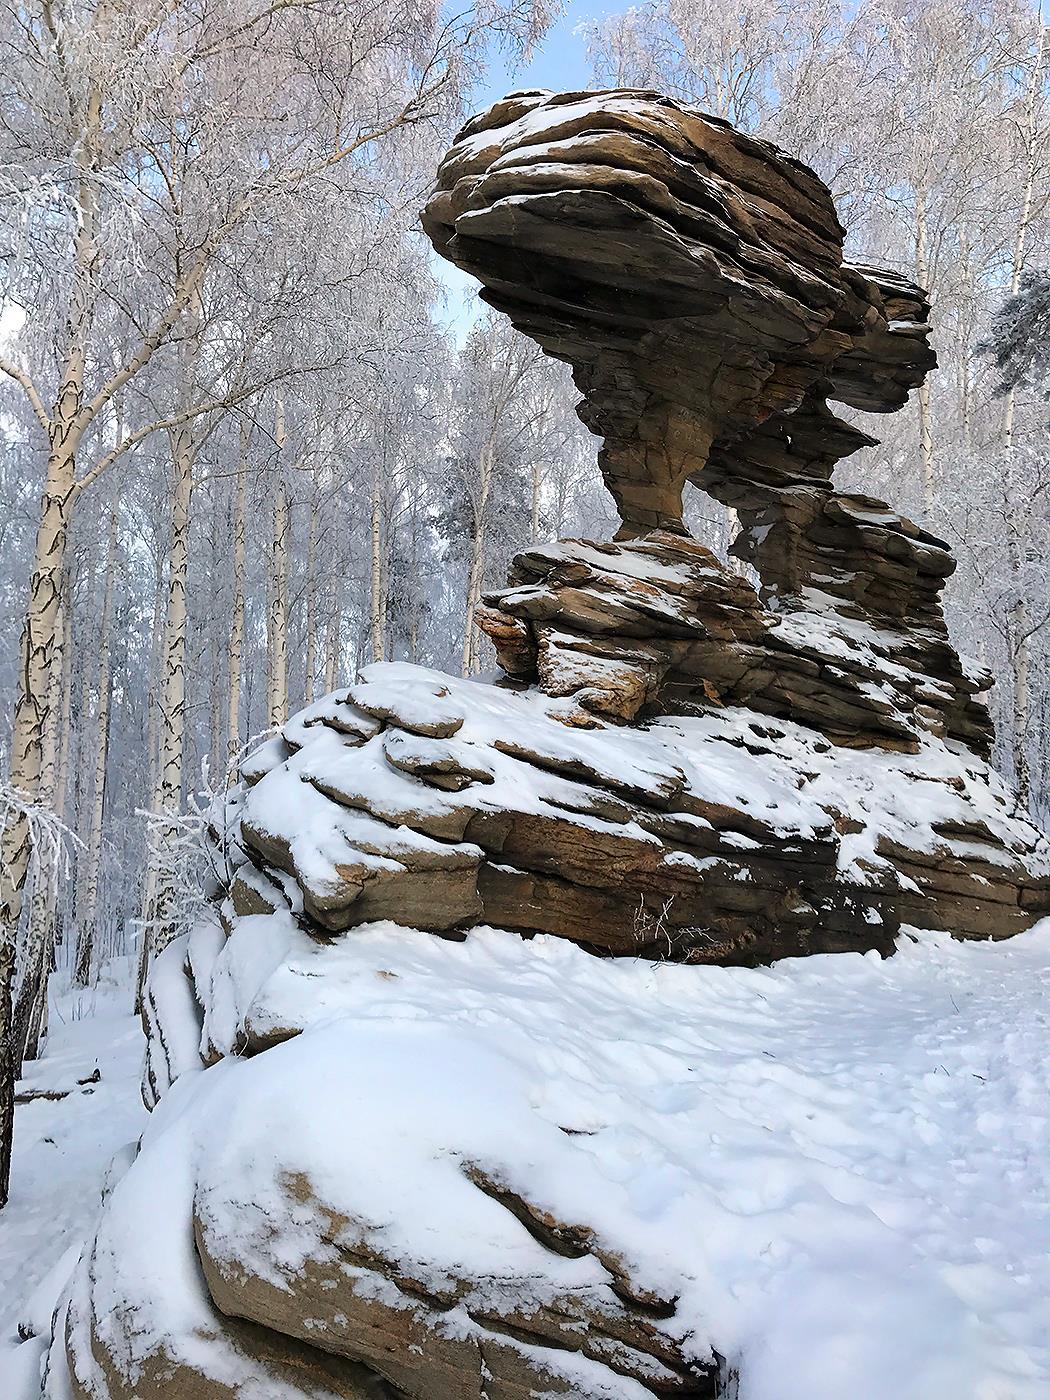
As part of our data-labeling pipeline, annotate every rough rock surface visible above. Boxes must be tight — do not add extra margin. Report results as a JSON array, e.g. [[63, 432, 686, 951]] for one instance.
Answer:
[[46, 89, 1050, 1400], [421, 88, 933, 544], [424, 88, 992, 763], [476, 530, 990, 754]]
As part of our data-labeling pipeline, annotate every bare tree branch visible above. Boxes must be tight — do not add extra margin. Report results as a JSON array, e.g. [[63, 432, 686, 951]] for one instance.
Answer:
[[0, 357, 52, 437]]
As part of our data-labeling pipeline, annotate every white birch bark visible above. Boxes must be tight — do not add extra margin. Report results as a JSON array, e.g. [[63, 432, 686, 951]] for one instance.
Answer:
[[72, 499, 120, 986], [135, 548, 167, 997], [304, 474, 318, 705], [228, 422, 250, 762], [325, 571, 343, 692], [207, 500, 223, 779], [11, 588, 67, 1064], [530, 459, 542, 541], [1012, 596, 1033, 808], [369, 465, 386, 665], [147, 386, 198, 971], [267, 399, 289, 728], [914, 190, 935, 513]]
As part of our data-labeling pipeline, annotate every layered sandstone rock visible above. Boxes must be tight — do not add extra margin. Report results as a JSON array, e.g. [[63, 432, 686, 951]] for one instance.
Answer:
[[132, 670, 1045, 1047], [420, 89, 933, 542], [423, 87, 992, 763], [476, 530, 991, 755], [44, 89, 1050, 1400]]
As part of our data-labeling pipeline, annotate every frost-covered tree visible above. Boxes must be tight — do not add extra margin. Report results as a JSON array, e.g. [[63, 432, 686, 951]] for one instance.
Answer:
[[0, 0, 556, 1206], [988, 272, 1050, 393]]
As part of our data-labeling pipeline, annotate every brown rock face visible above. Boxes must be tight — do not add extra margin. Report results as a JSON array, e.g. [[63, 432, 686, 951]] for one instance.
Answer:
[[476, 530, 989, 755], [421, 88, 932, 544], [195, 1171, 719, 1400], [225, 675, 1048, 968]]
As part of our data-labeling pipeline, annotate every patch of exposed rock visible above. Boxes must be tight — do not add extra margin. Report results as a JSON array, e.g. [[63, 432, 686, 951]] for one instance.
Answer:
[[421, 88, 934, 547], [138, 672, 1046, 1033]]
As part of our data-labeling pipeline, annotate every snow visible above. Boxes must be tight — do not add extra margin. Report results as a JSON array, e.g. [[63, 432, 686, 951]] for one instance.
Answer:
[[0, 971, 146, 1399], [454, 92, 684, 169], [5, 666, 1050, 1399], [518, 536, 720, 590], [19, 918, 1048, 1400]]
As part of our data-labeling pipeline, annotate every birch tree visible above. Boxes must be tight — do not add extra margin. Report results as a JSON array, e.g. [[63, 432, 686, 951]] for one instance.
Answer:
[[0, 0, 554, 1200], [267, 398, 290, 726], [72, 496, 120, 986], [227, 422, 251, 761]]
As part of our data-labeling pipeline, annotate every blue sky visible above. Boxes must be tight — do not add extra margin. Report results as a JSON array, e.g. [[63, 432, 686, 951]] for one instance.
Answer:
[[477, 2, 607, 107], [431, 2, 617, 340]]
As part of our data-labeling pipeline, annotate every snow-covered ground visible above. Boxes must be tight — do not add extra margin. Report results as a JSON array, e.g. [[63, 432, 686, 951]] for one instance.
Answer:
[[4, 925, 1050, 1398], [0, 969, 145, 1396]]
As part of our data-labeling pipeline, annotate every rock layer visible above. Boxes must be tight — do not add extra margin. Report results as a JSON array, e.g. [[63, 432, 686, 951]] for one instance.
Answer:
[[476, 531, 992, 755], [422, 87, 998, 767], [133, 673, 1048, 1078]]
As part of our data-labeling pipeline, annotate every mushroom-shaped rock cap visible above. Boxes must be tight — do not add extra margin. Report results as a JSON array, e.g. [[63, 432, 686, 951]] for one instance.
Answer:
[[423, 88, 935, 534]]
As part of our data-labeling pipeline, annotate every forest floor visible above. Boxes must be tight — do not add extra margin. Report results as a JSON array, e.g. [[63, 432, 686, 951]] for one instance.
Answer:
[[0, 964, 145, 1395], [2, 927, 1050, 1399]]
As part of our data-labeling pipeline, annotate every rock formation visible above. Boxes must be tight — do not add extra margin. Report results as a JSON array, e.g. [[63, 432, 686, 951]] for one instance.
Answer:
[[42, 89, 1050, 1400], [421, 90, 934, 539], [423, 89, 987, 759]]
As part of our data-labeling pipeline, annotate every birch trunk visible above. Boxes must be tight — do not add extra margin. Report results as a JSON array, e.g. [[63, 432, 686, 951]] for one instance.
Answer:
[[1004, 22, 1047, 451], [29, 594, 76, 1055], [369, 466, 386, 664], [304, 477, 318, 705], [1, 442, 81, 1085], [228, 423, 249, 763], [148, 414, 196, 969], [462, 437, 494, 676], [72, 500, 120, 986], [135, 551, 166, 1001], [325, 571, 343, 692], [207, 499, 223, 780], [1012, 598, 1033, 808], [267, 401, 289, 728], [143, 554, 166, 798], [408, 504, 422, 663], [11, 588, 67, 1065], [958, 233, 974, 453], [914, 191, 935, 513], [53, 597, 74, 833], [1007, 488, 1034, 809]]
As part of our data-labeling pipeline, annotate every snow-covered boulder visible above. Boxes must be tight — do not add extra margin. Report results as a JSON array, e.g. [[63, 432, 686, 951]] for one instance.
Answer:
[[201, 665, 1050, 978], [48, 923, 1050, 1400]]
